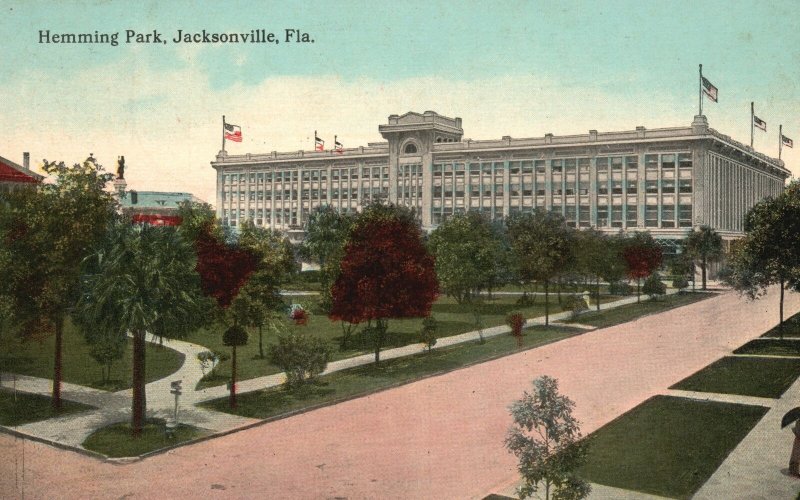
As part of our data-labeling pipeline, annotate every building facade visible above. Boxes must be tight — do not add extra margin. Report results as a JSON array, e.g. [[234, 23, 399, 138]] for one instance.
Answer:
[[211, 111, 789, 246], [0, 153, 43, 192], [117, 187, 206, 226]]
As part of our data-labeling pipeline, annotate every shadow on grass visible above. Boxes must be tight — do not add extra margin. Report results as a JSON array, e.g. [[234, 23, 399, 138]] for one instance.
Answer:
[[0, 388, 95, 427], [82, 417, 208, 458]]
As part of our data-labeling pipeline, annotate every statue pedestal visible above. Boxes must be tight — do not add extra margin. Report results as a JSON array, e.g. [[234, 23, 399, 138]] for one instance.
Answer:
[[113, 178, 127, 199]]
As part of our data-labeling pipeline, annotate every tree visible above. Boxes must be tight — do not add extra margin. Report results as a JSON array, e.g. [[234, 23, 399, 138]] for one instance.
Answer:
[[222, 325, 248, 408], [725, 183, 800, 335], [76, 222, 209, 435], [300, 206, 354, 309], [573, 229, 614, 311], [233, 220, 296, 358], [685, 225, 723, 290], [428, 212, 507, 303], [670, 248, 695, 292], [622, 232, 663, 303], [85, 329, 126, 385], [268, 329, 331, 387], [505, 376, 590, 500], [507, 209, 574, 325], [329, 203, 438, 364], [0, 156, 117, 409], [506, 312, 526, 347]]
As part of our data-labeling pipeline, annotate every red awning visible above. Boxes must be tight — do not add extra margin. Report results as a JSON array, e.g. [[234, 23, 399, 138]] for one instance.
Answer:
[[131, 214, 183, 226]]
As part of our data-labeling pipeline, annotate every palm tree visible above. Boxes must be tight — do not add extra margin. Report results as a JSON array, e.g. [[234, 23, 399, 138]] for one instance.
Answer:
[[685, 226, 723, 290], [76, 222, 209, 436]]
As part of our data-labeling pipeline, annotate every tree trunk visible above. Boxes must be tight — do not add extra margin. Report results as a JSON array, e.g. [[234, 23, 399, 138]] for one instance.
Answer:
[[52, 318, 63, 410], [596, 276, 601, 311], [544, 280, 550, 326], [637, 279, 641, 303], [701, 256, 707, 290], [780, 277, 785, 340], [230, 345, 237, 408], [132, 330, 147, 436], [373, 319, 387, 365], [258, 324, 264, 359]]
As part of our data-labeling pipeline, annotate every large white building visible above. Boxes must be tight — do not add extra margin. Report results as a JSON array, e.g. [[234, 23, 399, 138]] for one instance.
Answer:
[[211, 111, 789, 248]]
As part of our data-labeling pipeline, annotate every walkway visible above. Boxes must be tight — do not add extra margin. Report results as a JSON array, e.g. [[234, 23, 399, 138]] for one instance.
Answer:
[[1, 288, 795, 499]]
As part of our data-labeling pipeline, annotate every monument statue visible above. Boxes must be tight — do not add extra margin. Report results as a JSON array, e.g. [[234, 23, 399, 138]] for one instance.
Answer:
[[117, 155, 125, 180]]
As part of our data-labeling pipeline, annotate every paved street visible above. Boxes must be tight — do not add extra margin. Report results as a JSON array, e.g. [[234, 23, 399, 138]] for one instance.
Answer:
[[1, 289, 798, 499]]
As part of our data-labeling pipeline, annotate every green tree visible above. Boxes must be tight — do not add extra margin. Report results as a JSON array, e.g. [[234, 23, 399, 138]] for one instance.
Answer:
[[300, 206, 354, 306], [684, 225, 723, 290], [233, 220, 297, 358], [642, 273, 667, 300], [222, 325, 248, 408], [507, 209, 574, 325], [76, 222, 209, 435], [419, 316, 438, 353], [505, 376, 590, 500], [428, 211, 507, 303], [0, 156, 117, 409], [725, 183, 800, 335], [85, 329, 126, 385], [573, 229, 613, 311]]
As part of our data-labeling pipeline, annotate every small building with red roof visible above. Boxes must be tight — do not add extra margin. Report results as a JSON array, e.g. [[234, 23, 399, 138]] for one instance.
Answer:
[[0, 153, 43, 191]]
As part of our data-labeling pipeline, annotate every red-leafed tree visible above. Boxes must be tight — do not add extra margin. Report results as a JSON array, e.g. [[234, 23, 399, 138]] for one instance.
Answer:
[[193, 223, 259, 406], [329, 204, 438, 364], [622, 232, 663, 303]]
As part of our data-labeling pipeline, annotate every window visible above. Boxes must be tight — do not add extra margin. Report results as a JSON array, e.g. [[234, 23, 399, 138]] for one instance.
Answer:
[[661, 154, 676, 169], [626, 156, 638, 170], [404, 143, 418, 154], [678, 153, 692, 169], [679, 179, 692, 193], [552, 160, 563, 174], [662, 180, 675, 194], [611, 157, 623, 171], [611, 205, 623, 228], [597, 205, 609, 227], [645, 154, 659, 169], [661, 204, 675, 228], [645, 180, 658, 194], [627, 182, 638, 194], [679, 204, 692, 227], [598, 182, 608, 195], [626, 205, 638, 227], [645, 205, 658, 227]]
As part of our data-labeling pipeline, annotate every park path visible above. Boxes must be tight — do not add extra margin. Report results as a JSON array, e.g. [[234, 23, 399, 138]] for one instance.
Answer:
[[1, 288, 798, 499]]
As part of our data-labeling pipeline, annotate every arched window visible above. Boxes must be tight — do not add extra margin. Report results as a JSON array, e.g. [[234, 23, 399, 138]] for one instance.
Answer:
[[404, 143, 418, 154]]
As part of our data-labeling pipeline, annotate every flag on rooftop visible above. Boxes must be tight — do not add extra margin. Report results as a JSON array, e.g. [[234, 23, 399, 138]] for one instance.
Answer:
[[753, 115, 767, 132], [315, 131, 324, 151], [701, 76, 718, 102], [224, 123, 242, 142], [783, 135, 794, 148], [335, 136, 343, 154]]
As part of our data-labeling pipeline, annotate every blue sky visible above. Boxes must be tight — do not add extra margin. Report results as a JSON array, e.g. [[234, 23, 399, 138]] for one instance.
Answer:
[[1, 0, 798, 203]]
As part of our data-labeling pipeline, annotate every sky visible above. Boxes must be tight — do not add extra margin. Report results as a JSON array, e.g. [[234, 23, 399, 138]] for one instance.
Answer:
[[1, 0, 798, 205]]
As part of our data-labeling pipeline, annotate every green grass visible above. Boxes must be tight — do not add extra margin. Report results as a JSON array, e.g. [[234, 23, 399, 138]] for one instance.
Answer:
[[670, 356, 800, 398], [579, 395, 768, 499], [762, 311, 800, 338], [199, 324, 582, 419], [0, 388, 95, 426], [193, 294, 597, 389], [0, 320, 185, 391], [82, 418, 208, 458], [566, 291, 715, 328], [734, 339, 800, 357]]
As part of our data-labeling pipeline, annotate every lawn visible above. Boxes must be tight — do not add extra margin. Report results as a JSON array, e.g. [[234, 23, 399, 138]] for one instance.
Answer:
[[82, 418, 208, 458], [0, 321, 185, 391], [670, 356, 800, 398], [578, 395, 768, 499], [566, 291, 715, 328], [200, 324, 582, 420], [762, 311, 800, 338], [734, 339, 800, 357], [0, 388, 95, 426], [193, 293, 601, 389]]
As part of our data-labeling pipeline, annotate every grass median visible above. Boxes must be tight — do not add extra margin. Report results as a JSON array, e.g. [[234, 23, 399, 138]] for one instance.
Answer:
[[565, 291, 715, 329], [670, 356, 800, 398], [579, 395, 768, 499], [82, 418, 208, 458], [199, 324, 582, 420], [734, 338, 800, 357]]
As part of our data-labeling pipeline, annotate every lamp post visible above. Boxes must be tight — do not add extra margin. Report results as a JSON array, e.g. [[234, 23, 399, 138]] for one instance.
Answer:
[[167, 380, 182, 438]]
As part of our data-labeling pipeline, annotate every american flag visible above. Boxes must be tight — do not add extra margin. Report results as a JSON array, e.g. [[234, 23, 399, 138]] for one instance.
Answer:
[[753, 115, 767, 132], [783, 135, 794, 148], [315, 131, 324, 151], [334, 136, 343, 154], [224, 123, 242, 142], [701, 76, 718, 102]]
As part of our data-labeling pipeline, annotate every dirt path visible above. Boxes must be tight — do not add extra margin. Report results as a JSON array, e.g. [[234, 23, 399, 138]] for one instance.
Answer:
[[1, 289, 797, 499]]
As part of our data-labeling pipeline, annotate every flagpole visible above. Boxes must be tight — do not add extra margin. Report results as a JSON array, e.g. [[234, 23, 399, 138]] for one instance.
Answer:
[[750, 102, 754, 148], [698, 64, 703, 116], [314, 130, 317, 150], [780, 124, 783, 160], [222, 115, 226, 153]]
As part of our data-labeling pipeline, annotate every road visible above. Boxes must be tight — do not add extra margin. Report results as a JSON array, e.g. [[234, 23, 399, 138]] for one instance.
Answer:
[[1, 289, 797, 499]]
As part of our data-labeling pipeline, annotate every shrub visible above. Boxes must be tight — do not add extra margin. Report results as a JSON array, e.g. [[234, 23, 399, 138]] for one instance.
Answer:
[[672, 275, 690, 292], [196, 350, 218, 376], [609, 281, 632, 296], [506, 312, 526, 347], [269, 330, 331, 387], [643, 273, 667, 300], [419, 316, 438, 353], [562, 294, 589, 318]]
